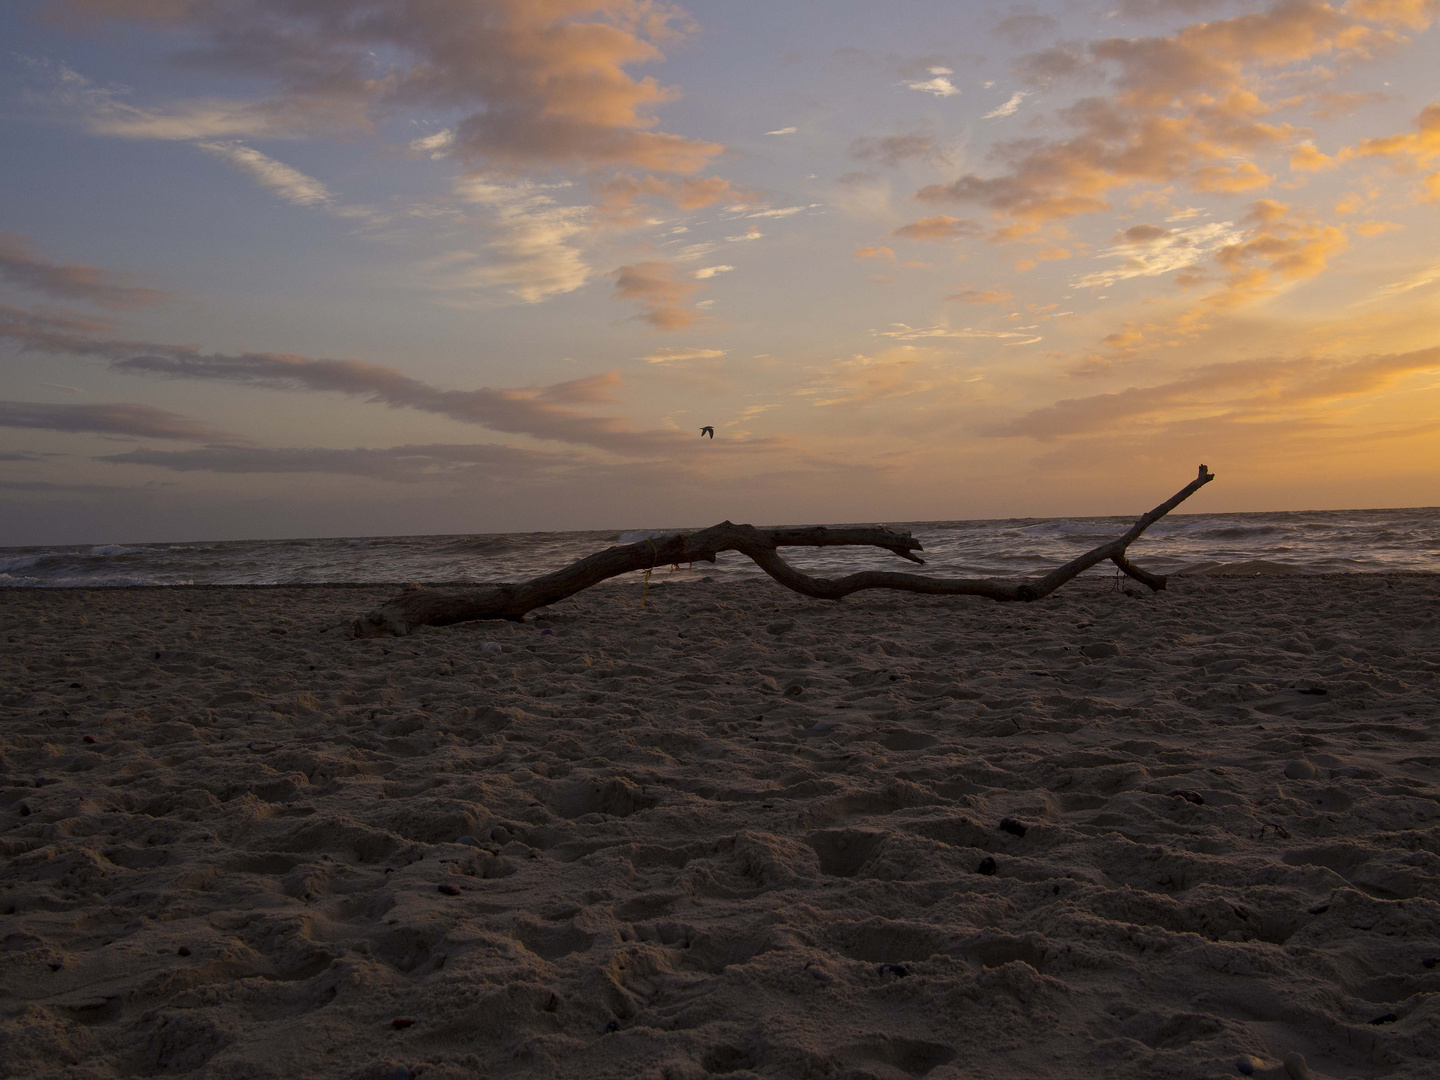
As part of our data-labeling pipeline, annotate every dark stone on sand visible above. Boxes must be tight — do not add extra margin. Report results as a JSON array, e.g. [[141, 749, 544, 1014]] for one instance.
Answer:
[[1235, 1055, 1260, 1076], [603, 1019, 621, 1033], [48, 961, 62, 972], [1296, 686, 1327, 695], [976, 856, 997, 876], [1369, 1012, 1398, 1025], [82, 734, 95, 744], [456, 835, 484, 848], [544, 993, 559, 1012], [1080, 641, 1121, 659], [1307, 903, 1330, 915], [999, 818, 1027, 837], [877, 963, 910, 978], [438, 883, 461, 896], [391, 1018, 415, 1029], [1283, 1051, 1312, 1080], [1168, 789, 1205, 805], [1423, 957, 1438, 969], [177, 946, 191, 956]]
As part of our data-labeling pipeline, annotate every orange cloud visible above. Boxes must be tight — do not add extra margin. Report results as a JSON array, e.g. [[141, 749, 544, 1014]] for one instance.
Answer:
[[916, 1, 1409, 230], [853, 246, 896, 261], [596, 174, 757, 224], [1341, 103, 1440, 199], [945, 289, 1012, 304], [889, 216, 980, 241], [612, 261, 704, 330], [55, 0, 724, 175], [989, 345, 1440, 440], [1289, 142, 1338, 171]]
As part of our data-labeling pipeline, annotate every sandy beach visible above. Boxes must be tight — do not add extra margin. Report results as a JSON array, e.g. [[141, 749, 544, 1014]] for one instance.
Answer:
[[2, 573, 1438, 1079]]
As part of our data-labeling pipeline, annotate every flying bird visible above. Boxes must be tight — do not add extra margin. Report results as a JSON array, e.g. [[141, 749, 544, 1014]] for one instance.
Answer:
[[700, 426, 714, 438]]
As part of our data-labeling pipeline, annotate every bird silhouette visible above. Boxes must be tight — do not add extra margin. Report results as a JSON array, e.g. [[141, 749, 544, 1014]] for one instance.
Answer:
[[700, 426, 714, 438]]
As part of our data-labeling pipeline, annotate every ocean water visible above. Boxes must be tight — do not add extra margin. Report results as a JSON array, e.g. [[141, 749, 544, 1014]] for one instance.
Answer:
[[2, 507, 1437, 588]]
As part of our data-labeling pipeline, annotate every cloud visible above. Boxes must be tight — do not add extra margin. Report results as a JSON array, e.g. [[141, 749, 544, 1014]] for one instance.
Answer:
[[0, 233, 168, 309], [100, 441, 568, 482], [945, 289, 1013, 304], [904, 68, 960, 97], [916, 1, 1413, 231], [848, 133, 938, 167], [746, 206, 806, 218], [983, 91, 1030, 120], [48, 1, 725, 174], [0, 305, 692, 456], [889, 216, 980, 241], [988, 345, 1440, 440], [1341, 103, 1440, 199], [195, 140, 379, 221], [726, 226, 764, 241], [853, 246, 896, 261], [641, 347, 727, 364], [876, 323, 1043, 344], [1289, 141, 1337, 171], [0, 400, 241, 442], [435, 177, 591, 303], [766, 126, 797, 135], [1196, 199, 1347, 310], [613, 261, 704, 330], [692, 265, 733, 279], [1373, 262, 1440, 296], [1070, 220, 1247, 289], [197, 141, 320, 205], [595, 174, 757, 224], [410, 129, 455, 158]]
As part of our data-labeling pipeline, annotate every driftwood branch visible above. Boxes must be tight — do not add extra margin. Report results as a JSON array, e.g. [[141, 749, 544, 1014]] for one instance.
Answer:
[[350, 465, 1214, 637]]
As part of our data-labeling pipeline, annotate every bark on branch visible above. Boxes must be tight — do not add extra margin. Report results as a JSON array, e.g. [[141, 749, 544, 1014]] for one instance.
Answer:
[[350, 465, 1214, 637]]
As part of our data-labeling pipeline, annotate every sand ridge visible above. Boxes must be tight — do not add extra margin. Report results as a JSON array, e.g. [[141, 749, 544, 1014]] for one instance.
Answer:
[[2, 575, 1438, 1079]]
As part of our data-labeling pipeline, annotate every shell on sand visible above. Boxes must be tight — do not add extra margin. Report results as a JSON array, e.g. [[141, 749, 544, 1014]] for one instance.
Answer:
[[2, 574, 1438, 1078]]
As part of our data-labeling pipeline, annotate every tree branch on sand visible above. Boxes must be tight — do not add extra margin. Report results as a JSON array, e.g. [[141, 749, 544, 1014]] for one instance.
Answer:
[[349, 465, 1214, 638]]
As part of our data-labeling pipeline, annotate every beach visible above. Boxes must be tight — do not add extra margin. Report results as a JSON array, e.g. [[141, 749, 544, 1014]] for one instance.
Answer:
[[2, 573, 1438, 1080]]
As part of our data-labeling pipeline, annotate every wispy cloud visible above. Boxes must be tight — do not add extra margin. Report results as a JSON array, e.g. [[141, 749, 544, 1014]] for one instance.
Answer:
[[692, 265, 733, 279], [0, 304, 694, 456], [1070, 220, 1246, 289], [889, 216, 980, 241], [988, 346, 1440, 440], [876, 323, 1042, 344], [434, 177, 591, 303], [641, 347, 727, 364], [905, 67, 960, 97], [100, 442, 569, 482], [0, 233, 168, 309], [849, 133, 938, 167], [983, 91, 1030, 119], [766, 126, 797, 135], [613, 261, 706, 330], [0, 400, 243, 442]]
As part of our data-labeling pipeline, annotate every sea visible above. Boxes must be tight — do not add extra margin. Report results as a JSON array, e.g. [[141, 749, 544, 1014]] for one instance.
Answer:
[[2, 508, 1437, 588]]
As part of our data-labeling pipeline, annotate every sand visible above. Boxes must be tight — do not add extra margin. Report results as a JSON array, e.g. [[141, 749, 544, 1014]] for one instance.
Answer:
[[2, 573, 1438, 1080]]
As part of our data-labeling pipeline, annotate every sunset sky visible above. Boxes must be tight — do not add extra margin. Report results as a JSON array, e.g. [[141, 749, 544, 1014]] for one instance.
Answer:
[[3, 0, 1439, 544]]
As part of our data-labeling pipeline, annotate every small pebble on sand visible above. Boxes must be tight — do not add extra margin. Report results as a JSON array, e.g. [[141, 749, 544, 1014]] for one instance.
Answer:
[[1284, 760, 1318, 781], [977, 856, 998, 876], [999, 818, 1027, 837]]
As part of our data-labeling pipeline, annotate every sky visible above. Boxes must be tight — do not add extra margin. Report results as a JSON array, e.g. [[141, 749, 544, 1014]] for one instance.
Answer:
[[2, 0, 1439, 545]]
